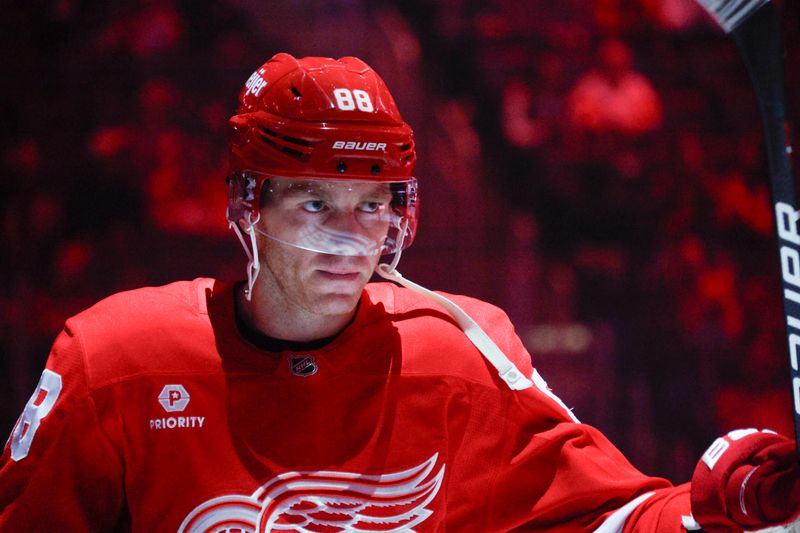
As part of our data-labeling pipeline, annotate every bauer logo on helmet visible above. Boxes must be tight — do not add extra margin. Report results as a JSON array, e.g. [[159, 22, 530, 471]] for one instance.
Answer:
[[244, 70, 267, 98], [332, 141, 388, 151]]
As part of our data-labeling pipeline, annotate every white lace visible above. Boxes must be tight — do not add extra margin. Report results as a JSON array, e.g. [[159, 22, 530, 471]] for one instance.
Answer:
[[375, 222, 532, 391], [229, 212, 261, 302]]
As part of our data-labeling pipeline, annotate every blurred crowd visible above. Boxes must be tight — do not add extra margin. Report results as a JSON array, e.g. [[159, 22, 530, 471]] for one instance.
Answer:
[[399, 0, 800, 478], [2, 0, 799, 483]]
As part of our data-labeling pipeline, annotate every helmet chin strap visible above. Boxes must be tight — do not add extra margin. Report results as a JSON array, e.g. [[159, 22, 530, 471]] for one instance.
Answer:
[[229, 211, 261, 302], [375, 221, 533, 391]]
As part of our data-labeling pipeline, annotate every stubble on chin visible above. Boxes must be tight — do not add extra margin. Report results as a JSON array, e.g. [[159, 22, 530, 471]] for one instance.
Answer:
[[269, 264, 365, 317]]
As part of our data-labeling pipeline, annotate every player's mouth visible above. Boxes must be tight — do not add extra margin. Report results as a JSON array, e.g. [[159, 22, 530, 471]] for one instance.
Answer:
[[316, 270, 362, 281]]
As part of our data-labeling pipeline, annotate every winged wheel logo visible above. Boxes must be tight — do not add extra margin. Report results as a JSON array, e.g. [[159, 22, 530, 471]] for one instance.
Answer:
[[179, 454, 445, 532]]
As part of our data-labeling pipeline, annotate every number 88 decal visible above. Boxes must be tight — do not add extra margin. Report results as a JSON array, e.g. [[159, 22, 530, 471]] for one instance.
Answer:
[[7, 369, 62, 461], [333, 88, 374, 112]]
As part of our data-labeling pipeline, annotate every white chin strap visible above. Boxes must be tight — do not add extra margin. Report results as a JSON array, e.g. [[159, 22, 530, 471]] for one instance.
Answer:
[[375, 263, 532, 391], [376, 224, 533, 391], [230, 212, 261, 302]]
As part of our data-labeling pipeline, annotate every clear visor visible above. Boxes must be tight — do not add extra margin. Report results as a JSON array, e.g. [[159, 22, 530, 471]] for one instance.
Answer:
[[246, 175, 416, 257]]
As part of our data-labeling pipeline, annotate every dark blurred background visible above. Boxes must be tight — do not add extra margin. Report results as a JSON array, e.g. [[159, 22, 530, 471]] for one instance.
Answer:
[[2, 0, 799, 484]]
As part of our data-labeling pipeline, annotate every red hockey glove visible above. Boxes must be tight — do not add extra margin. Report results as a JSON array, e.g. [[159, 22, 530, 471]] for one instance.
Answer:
[[690, 429, 800, 532]]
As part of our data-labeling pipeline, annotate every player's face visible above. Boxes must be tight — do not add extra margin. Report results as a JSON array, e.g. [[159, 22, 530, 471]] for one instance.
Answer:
[[259, 178, 395, 256], [256, 180, 391, 315]]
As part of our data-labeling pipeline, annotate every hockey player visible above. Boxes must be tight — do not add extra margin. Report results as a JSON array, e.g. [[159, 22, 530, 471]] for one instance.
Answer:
[[1, 53, 799, 532]]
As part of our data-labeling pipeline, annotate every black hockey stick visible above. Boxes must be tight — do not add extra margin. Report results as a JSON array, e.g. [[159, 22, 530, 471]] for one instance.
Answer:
[[695, 0, 800, 459]]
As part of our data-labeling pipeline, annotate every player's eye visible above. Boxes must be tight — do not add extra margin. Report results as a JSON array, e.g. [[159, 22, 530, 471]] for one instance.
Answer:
[[301, 200, 327, 213], [358, 201, 384, 214]]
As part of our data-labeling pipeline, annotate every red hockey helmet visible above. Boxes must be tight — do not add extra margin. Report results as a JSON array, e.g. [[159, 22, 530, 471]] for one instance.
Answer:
[[226, 53, 418, 257]]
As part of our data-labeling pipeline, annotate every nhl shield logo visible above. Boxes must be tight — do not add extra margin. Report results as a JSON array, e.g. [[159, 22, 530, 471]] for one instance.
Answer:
[[289, 355, 318, 377]]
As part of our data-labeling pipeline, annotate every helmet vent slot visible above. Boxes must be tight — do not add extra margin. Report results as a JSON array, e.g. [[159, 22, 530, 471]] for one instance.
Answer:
[[281, 146, 305, 158], [256, 127, 313, 160], [281, 134, 312, 147], [290, 85, 302, 98]]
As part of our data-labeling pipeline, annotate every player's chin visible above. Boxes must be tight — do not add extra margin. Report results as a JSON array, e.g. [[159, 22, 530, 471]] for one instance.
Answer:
[[308, 272, 368, 304], [310, 290, 363, 316]]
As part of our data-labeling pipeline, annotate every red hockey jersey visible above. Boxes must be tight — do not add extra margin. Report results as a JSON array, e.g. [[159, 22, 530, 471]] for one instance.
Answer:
[[0, 278, 693, 531]]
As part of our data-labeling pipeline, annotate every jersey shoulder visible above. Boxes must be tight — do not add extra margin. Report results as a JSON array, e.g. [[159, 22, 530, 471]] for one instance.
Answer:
[[364, 281, 513, 330], [61, 277, 221, 389], [363, 282, 532, 386], [76, 276, 212, 315]]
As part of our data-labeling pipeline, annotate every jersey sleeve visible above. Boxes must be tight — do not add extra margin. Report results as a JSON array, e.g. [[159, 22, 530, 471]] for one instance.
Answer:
[[474, 304, 696, 531], [0, 321, 126, 531]]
